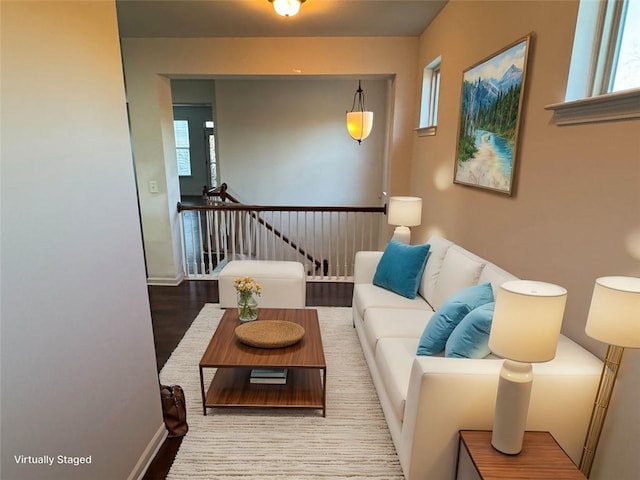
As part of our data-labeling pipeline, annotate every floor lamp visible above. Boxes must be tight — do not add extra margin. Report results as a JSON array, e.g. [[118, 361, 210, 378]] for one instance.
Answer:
[[488, 280, 567, 454], [579, 276, 640, 477]]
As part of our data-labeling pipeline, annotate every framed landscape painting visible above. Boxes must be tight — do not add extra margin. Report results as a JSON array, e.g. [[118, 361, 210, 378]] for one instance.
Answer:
[[454, 34, 531, 195]]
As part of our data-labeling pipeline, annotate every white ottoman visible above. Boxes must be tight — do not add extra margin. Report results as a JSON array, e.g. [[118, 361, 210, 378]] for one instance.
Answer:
[[218, 260, 306, 309]]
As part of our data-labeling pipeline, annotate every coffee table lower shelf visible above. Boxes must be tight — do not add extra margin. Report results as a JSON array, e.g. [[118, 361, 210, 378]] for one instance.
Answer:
[[202, 367, 326, 416]]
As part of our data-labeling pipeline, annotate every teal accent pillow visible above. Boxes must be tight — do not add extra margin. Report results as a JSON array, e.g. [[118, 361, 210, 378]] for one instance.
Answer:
[[445, 302, 495, 358], [372, 240, 430, 299], [416, 282, 494, 355]]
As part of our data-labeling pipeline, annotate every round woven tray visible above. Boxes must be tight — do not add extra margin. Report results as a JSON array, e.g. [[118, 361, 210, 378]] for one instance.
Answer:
[[235, 320, 305, 349]]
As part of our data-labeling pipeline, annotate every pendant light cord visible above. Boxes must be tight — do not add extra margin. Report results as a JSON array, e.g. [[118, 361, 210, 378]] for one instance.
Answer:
[[350, 80, 366, 113]]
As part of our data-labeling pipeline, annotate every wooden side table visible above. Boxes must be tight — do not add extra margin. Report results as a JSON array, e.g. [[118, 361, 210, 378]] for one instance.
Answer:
[[456, 430, 587, 480]]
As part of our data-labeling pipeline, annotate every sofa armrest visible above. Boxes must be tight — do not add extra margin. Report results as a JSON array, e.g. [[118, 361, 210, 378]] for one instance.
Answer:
[[399, 356, 501, 480], [398, 338, 602, 480], [354, 251, 384, 285]]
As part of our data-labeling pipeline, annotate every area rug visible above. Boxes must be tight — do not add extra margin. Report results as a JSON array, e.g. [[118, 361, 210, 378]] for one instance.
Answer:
[[159, 304, 403, 479]]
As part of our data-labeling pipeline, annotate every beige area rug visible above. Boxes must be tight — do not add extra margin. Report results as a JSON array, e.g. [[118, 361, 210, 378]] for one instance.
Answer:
[[159, 304, 403, 479]]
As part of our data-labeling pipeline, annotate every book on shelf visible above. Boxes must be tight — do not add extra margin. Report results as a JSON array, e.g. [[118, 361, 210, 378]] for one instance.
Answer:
[[250, 368, 288, 384], [250, 375, 287, 384], [250, 368, 287, 378]]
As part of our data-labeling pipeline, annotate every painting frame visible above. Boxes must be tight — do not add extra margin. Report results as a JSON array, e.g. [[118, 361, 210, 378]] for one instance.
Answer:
[[453, 34, 532, 195]]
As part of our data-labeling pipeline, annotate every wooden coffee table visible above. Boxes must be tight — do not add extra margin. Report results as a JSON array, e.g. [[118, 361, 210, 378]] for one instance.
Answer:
[[199, 308, 327, 416]]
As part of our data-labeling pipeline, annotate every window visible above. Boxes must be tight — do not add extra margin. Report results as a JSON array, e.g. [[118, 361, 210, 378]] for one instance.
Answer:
[[417, 56, 442, 136], [173, 120, 191, 176], [611, 0, 640, 92], [205, 121, 218, 188], [546, 0, 640, 124]]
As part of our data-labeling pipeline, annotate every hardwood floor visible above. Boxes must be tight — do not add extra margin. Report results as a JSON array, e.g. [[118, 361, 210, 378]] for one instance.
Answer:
[[143, 280, 353, 480]]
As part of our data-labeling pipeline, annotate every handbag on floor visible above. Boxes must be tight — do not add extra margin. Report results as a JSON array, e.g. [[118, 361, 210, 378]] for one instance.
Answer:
[[160, 384, 188, 438]]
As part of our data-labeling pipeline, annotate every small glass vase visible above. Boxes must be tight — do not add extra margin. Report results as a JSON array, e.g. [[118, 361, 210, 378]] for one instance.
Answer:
[[237, 291, 259, 322]]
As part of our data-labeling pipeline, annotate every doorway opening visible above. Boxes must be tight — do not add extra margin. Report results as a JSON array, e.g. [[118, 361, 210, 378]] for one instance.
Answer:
[[172, 104, 218, 203]]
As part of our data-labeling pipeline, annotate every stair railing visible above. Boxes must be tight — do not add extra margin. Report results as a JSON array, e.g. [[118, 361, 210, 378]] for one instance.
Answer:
[[178, 200, 386, 281], [203, 183, 325, 273]]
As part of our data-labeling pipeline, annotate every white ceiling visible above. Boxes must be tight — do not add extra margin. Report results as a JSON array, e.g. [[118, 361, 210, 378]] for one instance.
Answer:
[[116, 0, 448, 38]]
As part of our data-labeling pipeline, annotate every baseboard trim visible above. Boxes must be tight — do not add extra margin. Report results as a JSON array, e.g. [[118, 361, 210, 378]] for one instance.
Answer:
[[128, 423, 168, 480], [147, 273, 184, 286]]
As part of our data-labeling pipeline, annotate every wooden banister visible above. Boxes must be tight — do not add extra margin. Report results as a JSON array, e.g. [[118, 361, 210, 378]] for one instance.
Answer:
[[179, 203, 387, 214], [203, 183, 242, 204], [179, 202, 386, 273], [180, 187, 387, 280]]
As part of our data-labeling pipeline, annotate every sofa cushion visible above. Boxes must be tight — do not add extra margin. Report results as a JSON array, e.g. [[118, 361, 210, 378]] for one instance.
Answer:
[[417, 283, 494, 355], [353, 283, 431, 319], [430, 246, 486, 309], [478, 263, 519, 295], [418, 235, 452, 307], [354, 251, 384, 285], [375, 337, 422, 423], [363, 308, 432, 353], [372, 240, 430, 299], [446, 302, 495, 359]]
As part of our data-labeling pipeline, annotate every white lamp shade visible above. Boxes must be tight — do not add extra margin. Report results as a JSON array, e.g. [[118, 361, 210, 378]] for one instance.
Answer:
[[271, 0, 302, 16], [346, 111, 373, 142], [489, 280, 567, 363], [387, 196, 422, 227], [585, 276, 640, 348]]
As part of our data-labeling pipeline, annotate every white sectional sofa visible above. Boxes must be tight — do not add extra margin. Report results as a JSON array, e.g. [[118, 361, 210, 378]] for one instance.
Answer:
[[352, 235, 603, 480]]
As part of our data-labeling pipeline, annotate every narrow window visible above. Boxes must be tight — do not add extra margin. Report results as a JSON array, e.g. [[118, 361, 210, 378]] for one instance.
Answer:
[[173, 120, 191, 176], [428, 66, 441, 125], [205, 121, 218, 188], [547, 0, 639, 124], [418, 56, 442, 135], [610, 0, 640, 92], [566, 0, 639, 100]]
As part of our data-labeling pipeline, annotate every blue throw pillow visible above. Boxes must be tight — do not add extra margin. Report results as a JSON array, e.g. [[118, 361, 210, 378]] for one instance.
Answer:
[[416, 282, 494, 355], [372, 240, 430, 299], [445, 302, 495, 358]]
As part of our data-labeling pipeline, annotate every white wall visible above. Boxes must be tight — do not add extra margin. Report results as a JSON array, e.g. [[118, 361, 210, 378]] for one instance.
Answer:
[[215, 78, 387, 205], [0, 2, 164, 479], [121, 36, 419, 283]]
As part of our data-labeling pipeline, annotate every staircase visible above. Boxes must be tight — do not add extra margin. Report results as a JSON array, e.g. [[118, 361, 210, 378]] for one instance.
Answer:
[[178, 183, 387, 281]]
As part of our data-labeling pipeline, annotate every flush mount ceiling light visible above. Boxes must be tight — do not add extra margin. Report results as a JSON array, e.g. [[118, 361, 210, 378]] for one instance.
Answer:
[[346, 80, 374, 144], [268, 0, 306, 17]]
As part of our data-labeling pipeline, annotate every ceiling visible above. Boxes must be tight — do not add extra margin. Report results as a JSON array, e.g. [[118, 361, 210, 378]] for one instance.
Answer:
[[116, 0, 448, 38]]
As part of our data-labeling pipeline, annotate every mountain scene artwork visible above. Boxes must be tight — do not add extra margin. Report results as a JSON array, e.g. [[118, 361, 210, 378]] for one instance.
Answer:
[[454, 36, 530, 195]]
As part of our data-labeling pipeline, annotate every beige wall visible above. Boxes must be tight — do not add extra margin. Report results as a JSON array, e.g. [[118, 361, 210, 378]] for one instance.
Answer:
[[0, 2, 164, 479], [413, 1, 639, 478], [121, 36, 419, 283]]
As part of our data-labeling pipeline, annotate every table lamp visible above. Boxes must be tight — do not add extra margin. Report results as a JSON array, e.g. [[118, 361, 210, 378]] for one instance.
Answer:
[[387, 196, 422, 244], [579, 276, 640, 477], [488, 280, 567, 454]]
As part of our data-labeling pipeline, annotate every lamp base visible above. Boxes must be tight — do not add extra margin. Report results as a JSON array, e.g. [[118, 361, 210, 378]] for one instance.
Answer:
[[392, 226, 411, 244], [492, 359, 534, 455]]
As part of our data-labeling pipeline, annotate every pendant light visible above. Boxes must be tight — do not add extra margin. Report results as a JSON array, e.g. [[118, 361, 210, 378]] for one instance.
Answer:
[[268, 0, 305, 17], [346, 80, 373, 144]]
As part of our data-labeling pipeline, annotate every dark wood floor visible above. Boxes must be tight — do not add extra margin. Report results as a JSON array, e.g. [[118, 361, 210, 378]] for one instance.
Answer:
[[143, 280, 353, 480]]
